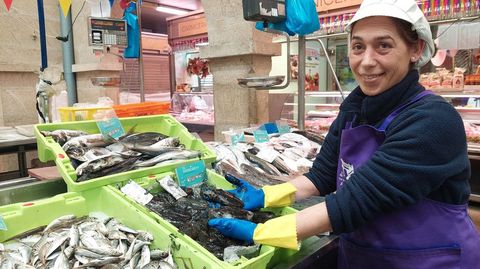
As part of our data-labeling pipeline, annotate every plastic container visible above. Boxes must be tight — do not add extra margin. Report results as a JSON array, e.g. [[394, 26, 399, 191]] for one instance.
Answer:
[[34, 114, 216, 192], [222, 127, 257, 144], [0, 187, 224, 269], [108, 169, 296, 269], [113, 102, 171, 118], [58, 106, 112, 122]]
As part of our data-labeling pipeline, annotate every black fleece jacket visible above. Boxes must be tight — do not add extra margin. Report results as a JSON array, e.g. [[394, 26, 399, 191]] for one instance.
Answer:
[[304, 70, 471, 234]]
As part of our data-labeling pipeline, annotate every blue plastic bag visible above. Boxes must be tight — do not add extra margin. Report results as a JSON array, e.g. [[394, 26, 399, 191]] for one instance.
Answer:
[[123, 2, 140, 58], [256, 0, 320, 36]]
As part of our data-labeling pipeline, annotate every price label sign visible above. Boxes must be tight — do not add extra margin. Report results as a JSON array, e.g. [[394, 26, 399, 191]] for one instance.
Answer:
[[175, 160, 207, 188], [0, 216, 7, 231], [253, 128, 269, 143], [231, 133, 245, 146], [96, 115, 125, 140], [276, 120, 291, 134]]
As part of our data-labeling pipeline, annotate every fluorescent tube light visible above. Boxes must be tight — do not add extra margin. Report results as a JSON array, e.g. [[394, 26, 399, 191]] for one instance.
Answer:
[[156, 6, 188, 15]]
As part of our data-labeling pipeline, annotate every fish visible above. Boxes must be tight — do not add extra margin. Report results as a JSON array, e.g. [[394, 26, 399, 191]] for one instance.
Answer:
[[243, 152, 283, 176], [292, 130, 325, 145], [62, 134, 111, 153], [134, 149, 201, 168], [43, 215, 78, 233], [67, 147, 112, 162], [125, 137, 181, 156], [40, 130, 89, 145], [120, 132, 169, 146], [208, 206, 254, 220], [73, 256, 124, 268], [75, 154, 125, 176], [272, 157, 297, 175], [77, 156, 140, 182], [2, 214, 175, 269], [201, 186, 244, 208], [241, 164, 288, 186]]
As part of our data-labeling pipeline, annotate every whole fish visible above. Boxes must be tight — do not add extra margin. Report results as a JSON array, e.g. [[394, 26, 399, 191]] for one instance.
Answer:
[[75, 154, 125, 176], [43, 215, 77, 233], [135, 149, 201, 168], [67, 147, 112, 162], [201, 187, 244, 208], [73, 256, 124, 268], [41, 130, 89, 145], [62, 134, 111, 153], [272, 157, 297, 175], [120, 132, 168, 146], [77, 156, 140, 182], [243, 152, 282, 176], [125, 137, 181, 156], [241, 163, 287, 186]]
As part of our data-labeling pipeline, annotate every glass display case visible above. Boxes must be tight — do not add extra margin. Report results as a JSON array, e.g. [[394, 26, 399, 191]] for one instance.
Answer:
[[271, 20, 480, 136]]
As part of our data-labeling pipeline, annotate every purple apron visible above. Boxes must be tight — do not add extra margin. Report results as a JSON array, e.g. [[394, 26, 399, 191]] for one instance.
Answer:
[[336, 91, 480, 269]]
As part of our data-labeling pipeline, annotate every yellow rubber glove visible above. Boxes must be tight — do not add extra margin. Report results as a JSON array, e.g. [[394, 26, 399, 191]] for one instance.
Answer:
[[254, 213, 299, 250], [263, 182, 297, 208], [209, 213, 300, 250]]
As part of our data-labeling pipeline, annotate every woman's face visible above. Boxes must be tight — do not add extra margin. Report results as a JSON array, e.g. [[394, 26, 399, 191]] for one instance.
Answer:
[[349, 17, 423, 96]]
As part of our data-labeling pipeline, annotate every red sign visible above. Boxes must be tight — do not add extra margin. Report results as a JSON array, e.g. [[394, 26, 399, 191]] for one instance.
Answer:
[[3, 0, 13, 11], [316, 0, 362, 12]]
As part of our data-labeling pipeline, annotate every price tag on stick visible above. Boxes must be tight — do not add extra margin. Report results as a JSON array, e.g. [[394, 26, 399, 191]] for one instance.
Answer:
[[95, 109, 125, 140], [0, 216, 8, 231], [253, 128, 269, 143], [175, 160, 208, 188]]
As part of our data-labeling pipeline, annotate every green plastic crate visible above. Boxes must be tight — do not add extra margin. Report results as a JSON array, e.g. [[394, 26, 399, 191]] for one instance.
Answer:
[[108, 169, 297, 269], [34, 114, 216, 192], [0, 186, 227, 269]]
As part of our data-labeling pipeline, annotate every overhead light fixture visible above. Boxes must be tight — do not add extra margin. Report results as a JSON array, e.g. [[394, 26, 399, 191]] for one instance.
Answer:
[[156, 6, 189, 15]]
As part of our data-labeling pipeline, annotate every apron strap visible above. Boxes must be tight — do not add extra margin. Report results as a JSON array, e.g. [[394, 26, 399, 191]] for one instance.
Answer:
[[378, 90, 433, 131]]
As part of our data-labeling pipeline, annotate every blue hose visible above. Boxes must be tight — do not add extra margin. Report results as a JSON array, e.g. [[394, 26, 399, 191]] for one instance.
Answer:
[[37, 0, 48, 70]]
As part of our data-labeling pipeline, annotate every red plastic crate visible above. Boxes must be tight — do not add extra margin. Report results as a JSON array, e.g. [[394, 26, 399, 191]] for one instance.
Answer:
[[112, 102, 170, 118]]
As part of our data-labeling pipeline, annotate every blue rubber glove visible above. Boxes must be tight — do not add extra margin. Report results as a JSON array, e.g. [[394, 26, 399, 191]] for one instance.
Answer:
[[209, 214, 300, 249], [225, 174, 265, 210], [208, 218, 257, 243]]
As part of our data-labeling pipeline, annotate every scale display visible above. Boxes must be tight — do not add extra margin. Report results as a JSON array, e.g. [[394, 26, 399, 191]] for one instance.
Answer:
[[88, 17, 127, 47]]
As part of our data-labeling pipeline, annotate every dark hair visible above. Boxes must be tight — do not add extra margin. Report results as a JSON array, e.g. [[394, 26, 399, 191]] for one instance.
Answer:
[[392, 17, 419, 47]]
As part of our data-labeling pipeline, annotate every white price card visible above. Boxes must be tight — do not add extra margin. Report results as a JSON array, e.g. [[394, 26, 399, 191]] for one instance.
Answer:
[[256, 147, 280, 163], [159, 175, 188, 200], [120, 180, 153, 205]]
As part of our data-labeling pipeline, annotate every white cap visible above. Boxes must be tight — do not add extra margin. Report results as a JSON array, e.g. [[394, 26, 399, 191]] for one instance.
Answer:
[[346, 0, 434, 68]]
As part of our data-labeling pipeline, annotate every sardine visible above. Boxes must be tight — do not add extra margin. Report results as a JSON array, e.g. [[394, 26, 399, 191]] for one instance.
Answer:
[[73, 256, 124, 268], [52, 251, 69, 269], [137, 245, 151, 269], [43, 215, 77, 233]]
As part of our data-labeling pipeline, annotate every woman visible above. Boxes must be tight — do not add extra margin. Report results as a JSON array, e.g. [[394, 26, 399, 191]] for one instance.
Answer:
[[209, 0, 480, 268]]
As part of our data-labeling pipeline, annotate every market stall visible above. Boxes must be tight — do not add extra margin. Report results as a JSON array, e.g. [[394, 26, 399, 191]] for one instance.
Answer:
[[167, 11, 215, 141]]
